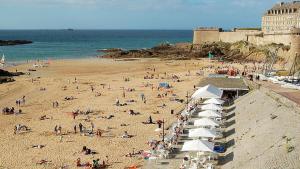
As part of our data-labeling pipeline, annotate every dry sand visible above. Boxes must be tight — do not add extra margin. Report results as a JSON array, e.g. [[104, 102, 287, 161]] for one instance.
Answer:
[[0, 58, 217, 169]]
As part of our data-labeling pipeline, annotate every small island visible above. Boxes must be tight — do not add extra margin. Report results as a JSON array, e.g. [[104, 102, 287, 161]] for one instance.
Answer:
[[0, 40, 32, 46]]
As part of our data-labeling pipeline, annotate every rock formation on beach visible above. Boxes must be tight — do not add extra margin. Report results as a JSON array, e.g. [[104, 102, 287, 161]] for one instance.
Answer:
[[102, 41, 290, 63], [0, 69, 24, 84], [0, 69, 24, 77], [0, 40, 32, 46]]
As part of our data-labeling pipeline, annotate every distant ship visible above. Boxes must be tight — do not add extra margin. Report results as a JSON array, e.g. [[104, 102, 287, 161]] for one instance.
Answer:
[[67, 28, 75, 31]]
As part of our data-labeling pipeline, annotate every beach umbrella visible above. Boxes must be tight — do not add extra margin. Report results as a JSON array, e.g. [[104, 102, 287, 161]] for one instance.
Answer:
[[181, 109, 189, 116], [203, 98, 224, 105], [188, 128, 218, 139], [198, 110, 222, 118], [191, 85, 223, 100], [201, 104, 223, 111], [194, 118, 219, 127], [181, 140, 214, 152]]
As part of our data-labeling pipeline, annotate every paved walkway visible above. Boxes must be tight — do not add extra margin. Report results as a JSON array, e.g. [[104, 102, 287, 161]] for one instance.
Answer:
[[258, 81, 300, 105]]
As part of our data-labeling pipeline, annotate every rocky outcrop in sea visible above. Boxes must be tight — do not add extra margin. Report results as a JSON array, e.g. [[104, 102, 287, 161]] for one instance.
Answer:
[[0, 40, 32, 46]]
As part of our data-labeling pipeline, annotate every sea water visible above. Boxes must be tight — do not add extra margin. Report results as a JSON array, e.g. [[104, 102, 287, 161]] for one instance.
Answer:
[[0, 30, 192, 63]]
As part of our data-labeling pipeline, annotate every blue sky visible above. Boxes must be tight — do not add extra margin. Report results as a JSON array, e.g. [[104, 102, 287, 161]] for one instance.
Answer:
[[0, 0, 280, 29]]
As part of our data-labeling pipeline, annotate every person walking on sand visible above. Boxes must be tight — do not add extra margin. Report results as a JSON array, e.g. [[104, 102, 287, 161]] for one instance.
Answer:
[[140, 93, 145, 101], [57, 126, 62, 135], [91, 122, 94, 133], [79, 123, 83, 133], [72, 112, 76, 120], [76, 158, 81, 167], [96, 129, 102, 137], [54, 125, 58, 134], [74, 125, 77, 134], [91, 86, 94, 92], [148, 116, 153, 124], [22, 96, 25, 105]]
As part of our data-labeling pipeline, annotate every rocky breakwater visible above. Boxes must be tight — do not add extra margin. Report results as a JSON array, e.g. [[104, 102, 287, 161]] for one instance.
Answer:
[[0, 40, 32, 46]]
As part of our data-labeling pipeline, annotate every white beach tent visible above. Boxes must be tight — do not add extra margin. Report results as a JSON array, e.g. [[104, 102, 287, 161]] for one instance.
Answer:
[[194, 118, 220, 127], [201, 103, 223, 111], [181, 140, 214, 152], [188, 128, 218, 139], [203, 98, 225, 105], [191, 84, 223, 100], [198, 110, 222, 118]]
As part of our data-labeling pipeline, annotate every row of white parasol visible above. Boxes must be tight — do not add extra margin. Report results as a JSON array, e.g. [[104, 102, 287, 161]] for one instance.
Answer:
[[182, 84, 225, 153]]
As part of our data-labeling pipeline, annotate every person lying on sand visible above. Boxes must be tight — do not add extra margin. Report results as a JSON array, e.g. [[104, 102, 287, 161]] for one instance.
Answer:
[[36, 160, 51, 165], [32, 144, 45, 149], [14, 124, 30, 134], [100, 115, 114, 119], [157, 104, 167, 108], [121, 131, 133, 138], [64, 96, 75, 101], [39, 115, 51, 120], [129, 110, 140, 115], [142, 116, 154, 124], [125, 150, 143, 157], [126, 99, 135, 103], [2, 107, 15, 115], [82, 146, 96, 155], [95, 92, 102, 97]]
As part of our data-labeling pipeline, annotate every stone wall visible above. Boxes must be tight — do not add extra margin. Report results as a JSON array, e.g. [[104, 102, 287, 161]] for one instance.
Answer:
[[219, 32, 248, 43], [193, 29, 296, 47], [193, 29, 220, 44]]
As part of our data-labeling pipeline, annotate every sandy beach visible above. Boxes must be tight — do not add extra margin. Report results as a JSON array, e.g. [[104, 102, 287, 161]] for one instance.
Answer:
[[0, 58, 218, 169]]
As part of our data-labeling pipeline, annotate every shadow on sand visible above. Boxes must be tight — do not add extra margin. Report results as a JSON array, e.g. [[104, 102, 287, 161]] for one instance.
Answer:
[[223, 128, 235, 137], [226, 112, 235, 120], [226, 120, 236, 128], [218, 152, 234, 165]]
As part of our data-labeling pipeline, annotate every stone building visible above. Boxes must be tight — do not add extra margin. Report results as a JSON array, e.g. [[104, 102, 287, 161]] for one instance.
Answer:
[[262, 1, 300, 34]]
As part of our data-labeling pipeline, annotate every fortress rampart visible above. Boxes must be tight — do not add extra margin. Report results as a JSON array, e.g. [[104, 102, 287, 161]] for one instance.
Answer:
[[193, 2, 300, 57]]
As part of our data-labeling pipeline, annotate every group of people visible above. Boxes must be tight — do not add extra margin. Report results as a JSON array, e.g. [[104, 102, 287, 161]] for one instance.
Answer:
[[2, 107, 22, 115], [14, 124, 30, 134], [52, 101, 59, 108], [76, 156, 108, 169], [54, 125, 62, 135]]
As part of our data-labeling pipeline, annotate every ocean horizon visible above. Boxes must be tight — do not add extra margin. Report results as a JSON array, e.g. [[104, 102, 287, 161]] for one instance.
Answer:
[[0, 30, 192, 63]]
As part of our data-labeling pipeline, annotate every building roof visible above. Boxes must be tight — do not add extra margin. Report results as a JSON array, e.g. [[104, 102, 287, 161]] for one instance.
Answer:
[[269, 1, 300, 10], [197, 77, 249, 91]]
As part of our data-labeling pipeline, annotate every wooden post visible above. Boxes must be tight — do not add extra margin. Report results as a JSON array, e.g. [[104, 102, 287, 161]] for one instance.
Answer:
[[162, 119, 165, 142]]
